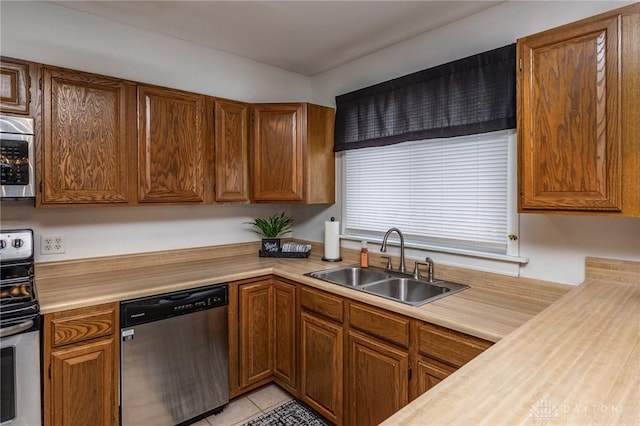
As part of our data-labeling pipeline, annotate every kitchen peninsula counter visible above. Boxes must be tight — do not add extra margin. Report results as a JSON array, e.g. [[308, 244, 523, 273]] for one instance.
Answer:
[[382, 257, 640, 425]]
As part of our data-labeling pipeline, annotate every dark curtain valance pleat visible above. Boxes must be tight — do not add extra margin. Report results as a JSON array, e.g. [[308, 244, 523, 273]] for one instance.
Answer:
[[334, 44, 516, 152]]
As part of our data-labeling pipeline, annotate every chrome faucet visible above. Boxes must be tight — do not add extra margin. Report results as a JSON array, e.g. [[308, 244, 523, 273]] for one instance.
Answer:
[[380, 227, 406, 273]]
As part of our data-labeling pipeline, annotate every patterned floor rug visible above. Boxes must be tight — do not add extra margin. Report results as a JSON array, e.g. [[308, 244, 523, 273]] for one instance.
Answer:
[[243, 400, 328, 426]]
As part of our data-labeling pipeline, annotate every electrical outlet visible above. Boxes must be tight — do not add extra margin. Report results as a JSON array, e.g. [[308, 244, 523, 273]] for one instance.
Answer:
[[41, 234, 66, 255]]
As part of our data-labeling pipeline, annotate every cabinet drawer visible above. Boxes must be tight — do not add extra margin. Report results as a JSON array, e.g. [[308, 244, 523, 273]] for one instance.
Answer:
[[300, 286, 343, 323], [418, 322, 491, 368], [49, 303, 117, 348], [349, 303, 410, 348]]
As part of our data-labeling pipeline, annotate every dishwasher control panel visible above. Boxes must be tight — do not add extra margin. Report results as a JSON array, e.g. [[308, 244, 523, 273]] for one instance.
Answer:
[[174, 294, 224, 312], [120, 283, 229, 327]]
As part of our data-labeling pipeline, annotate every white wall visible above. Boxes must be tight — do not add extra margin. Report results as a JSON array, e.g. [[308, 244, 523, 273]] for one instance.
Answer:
[[0, 1, 311, 102], [1, 202, 295, 262], [298, 0, 640, 285], [1, 1, 638, 284]]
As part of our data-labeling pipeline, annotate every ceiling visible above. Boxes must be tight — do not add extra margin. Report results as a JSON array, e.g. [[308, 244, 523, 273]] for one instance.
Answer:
[[52, 1, 503, 76]]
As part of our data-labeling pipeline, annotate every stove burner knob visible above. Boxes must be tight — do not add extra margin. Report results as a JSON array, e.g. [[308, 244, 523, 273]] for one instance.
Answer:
[[12, 238, 24, 248], [0, 240, 6, 249]]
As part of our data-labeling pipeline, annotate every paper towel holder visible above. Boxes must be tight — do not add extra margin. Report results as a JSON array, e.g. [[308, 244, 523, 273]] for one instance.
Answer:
[[322, 217, 343, 262]]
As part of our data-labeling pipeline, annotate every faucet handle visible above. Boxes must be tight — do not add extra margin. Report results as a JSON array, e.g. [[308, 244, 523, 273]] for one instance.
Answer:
[[413, 261, 426, 279], [414, 258, 435, 282], [412, 261, 421, 279], [425, 257, 435, 282], [381, 255, 393, 271]]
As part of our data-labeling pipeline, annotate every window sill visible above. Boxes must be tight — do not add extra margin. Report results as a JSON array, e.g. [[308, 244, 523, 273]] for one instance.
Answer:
[[340, 234, 529, 265]]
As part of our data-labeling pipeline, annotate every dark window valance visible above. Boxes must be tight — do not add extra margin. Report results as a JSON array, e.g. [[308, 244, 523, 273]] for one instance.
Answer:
[[334, 44, 516, 152]]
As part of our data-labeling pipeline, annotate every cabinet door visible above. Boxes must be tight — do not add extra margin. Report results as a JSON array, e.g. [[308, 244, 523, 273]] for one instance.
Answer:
[[518, 15, 622, 211], [138, 85, 206, 202], [272, 280, 297, 390], [42, 68, 132, 204], [0, 57, 30, 114], [215, 99, 249, 202], [239, 280, 273, 387], [252, 104, 304, 201], [346, 330, 409, 426], [43, 303, 119, 426], [300, 312, 343, 425], [416, 356, 456, 396], [49, 337, 117, 426]]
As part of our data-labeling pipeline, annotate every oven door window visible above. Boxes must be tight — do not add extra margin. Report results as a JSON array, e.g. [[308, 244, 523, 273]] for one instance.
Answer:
[[0, 346, 16, 423]]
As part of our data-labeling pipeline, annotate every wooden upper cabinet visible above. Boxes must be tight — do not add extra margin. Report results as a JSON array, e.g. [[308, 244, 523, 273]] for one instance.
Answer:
[[518, 4, 640, 216], [214, 98, 250, 202], [252, 103, 303, 201], [41, 67, 134, 205], [1, 57, 31, 114], [251, 103, 335, 204], [137, 85, 206, 203]]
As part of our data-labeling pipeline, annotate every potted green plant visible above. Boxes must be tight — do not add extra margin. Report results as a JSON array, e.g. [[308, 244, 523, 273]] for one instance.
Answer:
[[246, 211, 294, 254]]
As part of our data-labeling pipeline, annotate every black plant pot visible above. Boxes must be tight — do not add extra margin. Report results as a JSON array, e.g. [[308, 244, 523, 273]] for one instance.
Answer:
[[261, 238, 281, 254]]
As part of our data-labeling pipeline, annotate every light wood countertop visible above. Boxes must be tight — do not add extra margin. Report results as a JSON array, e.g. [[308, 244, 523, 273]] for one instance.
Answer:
[[382, 257, 640, 425], [35, 242, 569, 342], [35, 244, 637, 424]]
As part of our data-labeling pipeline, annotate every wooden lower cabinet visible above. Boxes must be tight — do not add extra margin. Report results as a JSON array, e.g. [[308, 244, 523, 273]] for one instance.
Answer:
[[414, 321, 492, 398], [300, 311, 343, 425], [416, 356, 456, 395], [238, 279, 274, 388], [49, 338, 116, 426], [43, 302, 119, 426], [346, 330, 409, 426], [230, 279, 492, 425], [273, 279, 297, 391], [233, 277, 297, 395], [417, 322, 492, 370]]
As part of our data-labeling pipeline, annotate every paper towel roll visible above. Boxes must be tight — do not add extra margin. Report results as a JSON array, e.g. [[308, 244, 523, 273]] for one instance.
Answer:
[[323, 220, 341, 261]]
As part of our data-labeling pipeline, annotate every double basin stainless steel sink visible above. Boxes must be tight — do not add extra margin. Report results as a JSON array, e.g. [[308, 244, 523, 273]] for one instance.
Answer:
[[305, 265, 468, 306]]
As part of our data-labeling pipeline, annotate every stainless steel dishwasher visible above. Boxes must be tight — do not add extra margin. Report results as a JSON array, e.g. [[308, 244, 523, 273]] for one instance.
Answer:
[[120, 283, 229, 426]]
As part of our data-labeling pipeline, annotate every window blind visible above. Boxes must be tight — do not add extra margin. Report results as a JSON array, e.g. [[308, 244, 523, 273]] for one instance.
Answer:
[[344, 130, 512, 254]]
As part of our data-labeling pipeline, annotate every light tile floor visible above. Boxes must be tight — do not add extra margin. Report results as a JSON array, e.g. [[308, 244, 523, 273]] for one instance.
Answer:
[[192, 384, 294, 426]]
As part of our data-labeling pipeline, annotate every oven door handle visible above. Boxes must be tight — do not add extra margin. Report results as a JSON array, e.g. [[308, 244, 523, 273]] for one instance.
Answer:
[[0, 319, 34, 338]]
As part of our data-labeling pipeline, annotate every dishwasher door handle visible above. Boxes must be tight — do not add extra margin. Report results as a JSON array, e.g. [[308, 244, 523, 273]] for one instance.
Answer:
[[164, 293, 192, 301]]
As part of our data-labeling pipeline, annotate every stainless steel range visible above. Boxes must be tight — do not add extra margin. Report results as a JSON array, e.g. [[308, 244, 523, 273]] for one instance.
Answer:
[[0, 229, 41, 426]]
